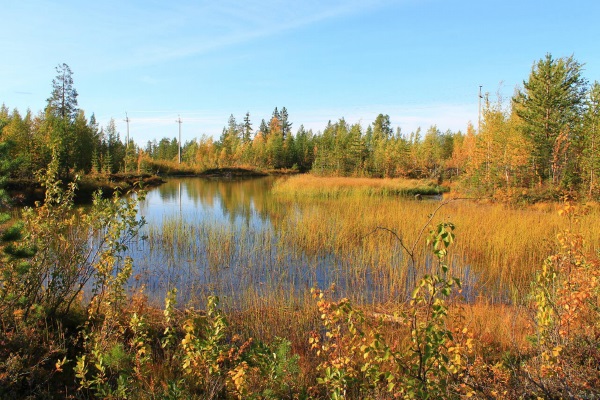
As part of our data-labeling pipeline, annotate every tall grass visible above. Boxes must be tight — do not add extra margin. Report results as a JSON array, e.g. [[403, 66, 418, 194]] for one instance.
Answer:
[[272, 174, 449, 198], [140, 177, 600, 310], [133, 175, 600, 373], [6, 172, 599, 398]]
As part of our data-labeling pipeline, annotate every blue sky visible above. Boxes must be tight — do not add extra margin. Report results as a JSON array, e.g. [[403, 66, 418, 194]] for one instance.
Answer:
[[2, 0, 599, 145]]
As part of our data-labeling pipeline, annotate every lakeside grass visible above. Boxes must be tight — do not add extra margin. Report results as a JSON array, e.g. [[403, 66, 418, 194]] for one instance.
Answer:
[[271, 174, 449, 198], [142, 178, 600, 310], [5, 174, 600, 398], [134, 176, 600, 389], [132, 191, 599, 397]]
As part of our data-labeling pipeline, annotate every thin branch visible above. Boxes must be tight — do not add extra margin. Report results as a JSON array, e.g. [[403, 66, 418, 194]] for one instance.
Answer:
[[410, 198, 473, 256], [364, 226, 412, 259], [362, 197, 480, 289]]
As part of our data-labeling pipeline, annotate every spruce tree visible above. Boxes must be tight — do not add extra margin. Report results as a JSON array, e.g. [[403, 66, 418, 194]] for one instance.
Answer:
[[259, 119, 269, 139], [243, 112, 253, 143], [280, 107, 292, 140], [512, 54, 587, 186]]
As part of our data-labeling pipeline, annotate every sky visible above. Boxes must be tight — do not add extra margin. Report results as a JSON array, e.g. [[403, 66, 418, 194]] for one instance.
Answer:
[[2, 0, 600, 145]]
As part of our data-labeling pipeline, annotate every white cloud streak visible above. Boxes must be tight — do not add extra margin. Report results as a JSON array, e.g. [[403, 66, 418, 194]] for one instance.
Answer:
[[95, 0, 394, 71]]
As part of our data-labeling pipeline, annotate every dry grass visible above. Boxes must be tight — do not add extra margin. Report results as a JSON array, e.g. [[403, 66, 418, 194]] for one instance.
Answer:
[[138, 175, 600, 394], [272, 174, 449, 198], [143, 183, 600, 311]]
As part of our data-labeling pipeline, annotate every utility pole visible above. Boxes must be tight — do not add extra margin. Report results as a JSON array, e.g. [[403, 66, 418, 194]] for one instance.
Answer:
[[124, 112, 130, 146], [124, 112, 130, 173], [478, 85, 483, 134], [176, 115, 183, 164], [478, 86, 491, 175]]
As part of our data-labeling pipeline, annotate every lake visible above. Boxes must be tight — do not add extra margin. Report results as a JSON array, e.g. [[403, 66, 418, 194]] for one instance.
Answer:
[[128, 176, 462, 309]]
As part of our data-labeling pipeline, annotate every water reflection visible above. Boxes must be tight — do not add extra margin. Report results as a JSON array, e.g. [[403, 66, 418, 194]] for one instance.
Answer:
[[132, 177, 289, 306], [129, 177, 479, 309], [138, 177, 276, 227]]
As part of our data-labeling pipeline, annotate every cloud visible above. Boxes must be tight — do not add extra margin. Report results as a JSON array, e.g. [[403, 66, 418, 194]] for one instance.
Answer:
[[104, 0, 394, 70]]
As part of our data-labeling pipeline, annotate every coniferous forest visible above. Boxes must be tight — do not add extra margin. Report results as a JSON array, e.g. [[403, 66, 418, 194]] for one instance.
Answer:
[[1, 55, 600, 399], [2, 54, 600, 201]]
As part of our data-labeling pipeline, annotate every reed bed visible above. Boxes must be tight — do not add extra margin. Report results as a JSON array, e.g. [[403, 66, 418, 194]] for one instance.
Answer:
[[137, 182, 600, 311], [123, 176, 600, 397], [134, 176, 600, 336], [272, 195, 600, 303], [272, 174, 449, 198]]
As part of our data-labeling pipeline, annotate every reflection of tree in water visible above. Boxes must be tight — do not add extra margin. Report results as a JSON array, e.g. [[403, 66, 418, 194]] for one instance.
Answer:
[[158, 181, 180, 202], [215, 179, 275, 223], [157, 177, 277, 224]]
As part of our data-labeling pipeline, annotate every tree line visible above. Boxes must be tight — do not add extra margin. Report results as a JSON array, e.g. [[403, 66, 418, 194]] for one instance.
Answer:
[[2, 54, 600, 199]]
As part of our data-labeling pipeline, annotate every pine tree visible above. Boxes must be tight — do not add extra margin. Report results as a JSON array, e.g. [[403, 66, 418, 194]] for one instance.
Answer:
[[512, 54, 587, 186], [218, 114, 241, 165], [583, 81, 600, 197], [73, 110, 96, 173], [0, 142, 12, 207], [272, 107, 281, 122], [91, 148, 100, 175], [280, 107, 292, 140], [0, 104, 9, 132], [271, 107, 282, 135], [373, 114, 393, 140], [243, 112, 253, 143], [45, 63, 80, 178], [46, 63, 78, 121]]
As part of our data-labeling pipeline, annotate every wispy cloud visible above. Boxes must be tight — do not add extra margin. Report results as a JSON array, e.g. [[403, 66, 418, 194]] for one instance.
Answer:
[[106, 0, 393, 70]]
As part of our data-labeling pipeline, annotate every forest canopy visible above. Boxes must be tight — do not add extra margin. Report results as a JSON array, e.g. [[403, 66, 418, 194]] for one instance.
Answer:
[[2, 54, 600, 200]]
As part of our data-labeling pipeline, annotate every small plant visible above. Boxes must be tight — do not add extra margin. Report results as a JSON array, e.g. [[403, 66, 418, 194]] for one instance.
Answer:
[[311, 220, 476, 399], [522, 202, 600, 398], [395, 222, 470, 398], [0, 151, 144, 397], [180, 295, 255, 398]]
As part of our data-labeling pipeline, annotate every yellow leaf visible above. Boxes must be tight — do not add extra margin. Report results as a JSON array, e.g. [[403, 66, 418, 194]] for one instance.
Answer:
[[552, 346, 563, 357]]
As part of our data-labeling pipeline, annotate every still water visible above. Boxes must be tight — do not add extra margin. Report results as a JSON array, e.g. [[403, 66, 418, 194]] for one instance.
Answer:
[[127, 177, 474, 308], [129, 177, 357, 307]]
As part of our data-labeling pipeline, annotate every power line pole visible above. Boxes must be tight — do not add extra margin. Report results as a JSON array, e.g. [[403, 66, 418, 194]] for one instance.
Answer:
[[478, 86, 491, 175], [124, 112, 130, 173], [478, 85, 483, 134], [176, 115, 183, 164], [124, 112, 130, 146]]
